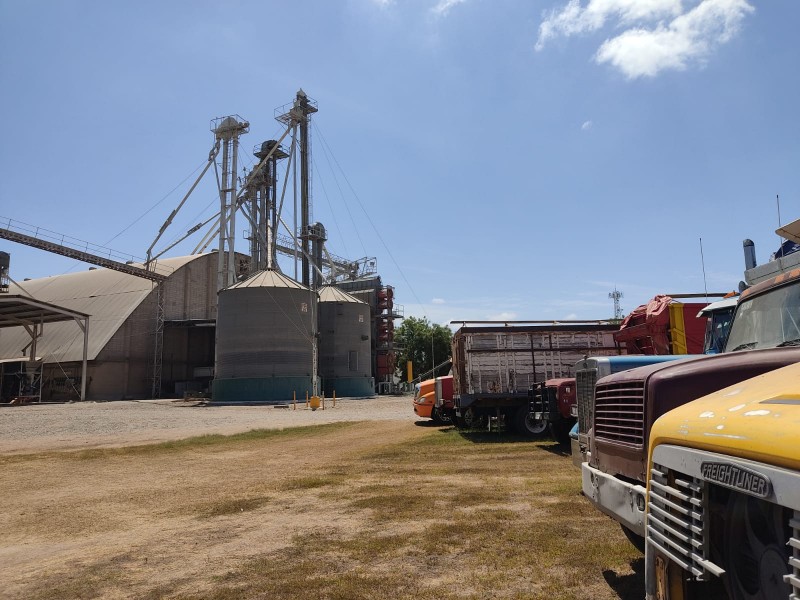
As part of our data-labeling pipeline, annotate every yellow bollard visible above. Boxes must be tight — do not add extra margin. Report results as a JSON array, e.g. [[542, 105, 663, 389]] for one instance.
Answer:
[[333, 391, 336, 408], [293, 391, 296, 410], [306, 391, 309, 408], [309, 395, 321, 410], [322, 393, 325, 410]]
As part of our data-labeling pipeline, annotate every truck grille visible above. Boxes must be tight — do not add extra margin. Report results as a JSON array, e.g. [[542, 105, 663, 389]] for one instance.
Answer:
[[647, 463, 722, 580], [787, 511, 800, 598], [594, 380, 645, 446], [576, 369, 596, 434]]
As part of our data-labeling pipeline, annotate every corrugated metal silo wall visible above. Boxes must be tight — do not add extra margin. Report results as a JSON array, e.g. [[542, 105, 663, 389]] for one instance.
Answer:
[[338, 278, 381, 385], [319, 299, 373, 397], [213, 283, 315, 401]]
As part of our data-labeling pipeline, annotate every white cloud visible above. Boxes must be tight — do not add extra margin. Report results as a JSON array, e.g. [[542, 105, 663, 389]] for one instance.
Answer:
[[368, 0, 394, 6], [431, 0, 468, 17], [536, 0, 683, 50], [581, 120, 593, 130], [564, 313, 579, 319], [432, 297, 446, 304], [536, 0, 754, 78]]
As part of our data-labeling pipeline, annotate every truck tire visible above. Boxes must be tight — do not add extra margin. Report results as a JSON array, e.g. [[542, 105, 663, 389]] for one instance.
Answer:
[[431, 406, 452, 425], [513, 406, 547, 438]]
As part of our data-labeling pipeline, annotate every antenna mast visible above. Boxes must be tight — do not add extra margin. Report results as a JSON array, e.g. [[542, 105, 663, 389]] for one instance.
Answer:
[[609, 288, 624, 321]]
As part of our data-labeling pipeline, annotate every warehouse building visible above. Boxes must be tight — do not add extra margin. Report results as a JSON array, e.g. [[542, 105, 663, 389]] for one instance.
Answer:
[[0, 254, 220, 401]]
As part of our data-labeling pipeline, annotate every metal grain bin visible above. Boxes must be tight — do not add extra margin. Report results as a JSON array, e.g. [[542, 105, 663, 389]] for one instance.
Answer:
[[212, 269, 316, 401], [318, 285, 373, 397]]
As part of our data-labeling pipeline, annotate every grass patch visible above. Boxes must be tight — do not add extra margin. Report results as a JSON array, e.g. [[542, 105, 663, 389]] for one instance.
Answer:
[[280, 474, 345, 491], [7, 421, 643, 599], [199, 495, 272, 518]]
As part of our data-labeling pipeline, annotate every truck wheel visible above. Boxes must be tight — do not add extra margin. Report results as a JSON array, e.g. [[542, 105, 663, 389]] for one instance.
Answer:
[[550, 419, 574, 445], [513, 406, 547, 438], [461, 407, 486, 429], [431, 406, 452, 425], [620, 524, 646, 554], [723, 492, 791, 600]]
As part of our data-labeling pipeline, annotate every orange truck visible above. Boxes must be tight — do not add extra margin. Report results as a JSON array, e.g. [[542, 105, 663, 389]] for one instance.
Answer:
[[412, 375, 454, 424]]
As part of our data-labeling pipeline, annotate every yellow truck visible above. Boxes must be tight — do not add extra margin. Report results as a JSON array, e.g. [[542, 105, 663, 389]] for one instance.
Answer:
[[644, 362, 800, 600]]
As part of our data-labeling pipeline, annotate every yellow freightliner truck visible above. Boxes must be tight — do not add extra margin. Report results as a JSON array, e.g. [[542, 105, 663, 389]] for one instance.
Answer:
[[644, 362, 800, 600]]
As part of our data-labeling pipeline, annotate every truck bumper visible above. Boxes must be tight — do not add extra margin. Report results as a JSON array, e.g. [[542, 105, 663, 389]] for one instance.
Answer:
[[581, 462, 647, 537], [413, 402, 433, 419], [570, 439, 584, 468]]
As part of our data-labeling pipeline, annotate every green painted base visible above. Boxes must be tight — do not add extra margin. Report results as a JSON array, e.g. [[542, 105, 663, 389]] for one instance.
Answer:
[[322, 377, 375, 398], [212, 377, 314, 403]]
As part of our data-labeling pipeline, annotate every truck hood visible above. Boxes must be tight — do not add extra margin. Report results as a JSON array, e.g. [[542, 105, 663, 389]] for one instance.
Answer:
[[596, 348, 800, 387], [649, 361, 800, 471], [591, 347, 800, 480]]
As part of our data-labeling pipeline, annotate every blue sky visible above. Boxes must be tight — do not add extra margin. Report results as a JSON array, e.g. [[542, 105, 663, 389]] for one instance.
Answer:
[[1, 0, 798, 325]]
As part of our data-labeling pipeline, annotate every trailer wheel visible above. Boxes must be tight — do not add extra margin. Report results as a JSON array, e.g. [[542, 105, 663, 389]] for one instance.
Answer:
[[723, 492, 791, 600], [513, 406, 547, 438]]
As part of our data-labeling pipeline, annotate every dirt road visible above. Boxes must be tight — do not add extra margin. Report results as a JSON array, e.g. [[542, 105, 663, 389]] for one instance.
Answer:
[[0, 399, 642, 599]]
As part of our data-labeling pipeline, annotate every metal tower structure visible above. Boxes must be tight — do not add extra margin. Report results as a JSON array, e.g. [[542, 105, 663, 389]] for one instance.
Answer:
[[244, 140, 289, 273], [211, 115, 249, 291], [277, 90, 317, 287], [609, 288, 624, 321]]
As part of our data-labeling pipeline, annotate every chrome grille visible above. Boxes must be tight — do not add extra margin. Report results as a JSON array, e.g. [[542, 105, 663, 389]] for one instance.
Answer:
[[647, 463, 723, 580], [786, 510, 800, 599], [576, 368, 596, 434], [594, 380, 645, 446]]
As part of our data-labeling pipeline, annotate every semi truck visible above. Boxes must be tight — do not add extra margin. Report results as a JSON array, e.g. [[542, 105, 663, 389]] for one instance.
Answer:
[[412, 375, 454, 424], [644, 361, 800, 600], [570, 294, 736, 468], [580, 263, 800, 553], [449, 322, 621, 436]]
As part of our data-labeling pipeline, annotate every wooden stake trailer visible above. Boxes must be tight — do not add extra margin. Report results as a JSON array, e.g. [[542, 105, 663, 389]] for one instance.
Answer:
[[449, 322, 621, 436]]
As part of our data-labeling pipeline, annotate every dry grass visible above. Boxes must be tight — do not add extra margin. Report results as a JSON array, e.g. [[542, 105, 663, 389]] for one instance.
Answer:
[[3, 423, 643, 600]]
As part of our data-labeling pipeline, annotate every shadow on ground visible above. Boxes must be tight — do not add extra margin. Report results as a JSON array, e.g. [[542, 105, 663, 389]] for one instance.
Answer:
[[603, 557, 645, 600]]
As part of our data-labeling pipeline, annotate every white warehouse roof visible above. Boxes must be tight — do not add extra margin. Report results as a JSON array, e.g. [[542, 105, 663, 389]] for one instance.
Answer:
[[0, 254, 206, 364]]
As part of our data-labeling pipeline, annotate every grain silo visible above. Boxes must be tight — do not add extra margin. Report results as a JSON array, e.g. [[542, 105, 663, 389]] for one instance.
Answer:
[[212, 269, 316, 402], [318, 285, 373, 397]]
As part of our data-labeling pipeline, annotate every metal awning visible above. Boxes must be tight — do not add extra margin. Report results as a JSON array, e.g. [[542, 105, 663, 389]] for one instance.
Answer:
[[0, 295, 90, 401]]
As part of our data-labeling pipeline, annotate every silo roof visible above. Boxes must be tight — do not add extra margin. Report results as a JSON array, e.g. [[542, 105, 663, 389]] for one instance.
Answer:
[[226, 269, 308, 290], [0, 254, 207, 363], [319, 285, 365, 304]]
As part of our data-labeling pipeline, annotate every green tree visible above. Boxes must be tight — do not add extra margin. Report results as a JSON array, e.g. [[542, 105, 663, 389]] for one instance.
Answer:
[[394, 317, 452, 382]]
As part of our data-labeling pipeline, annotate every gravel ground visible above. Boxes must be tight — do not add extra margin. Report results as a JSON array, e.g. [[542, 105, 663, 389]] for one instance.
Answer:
[[0, 395, 418, 454]]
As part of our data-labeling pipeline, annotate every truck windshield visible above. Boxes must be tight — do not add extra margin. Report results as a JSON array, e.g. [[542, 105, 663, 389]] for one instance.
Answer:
[[724, 281, 800, 352], [703, 308, 735, 354]]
